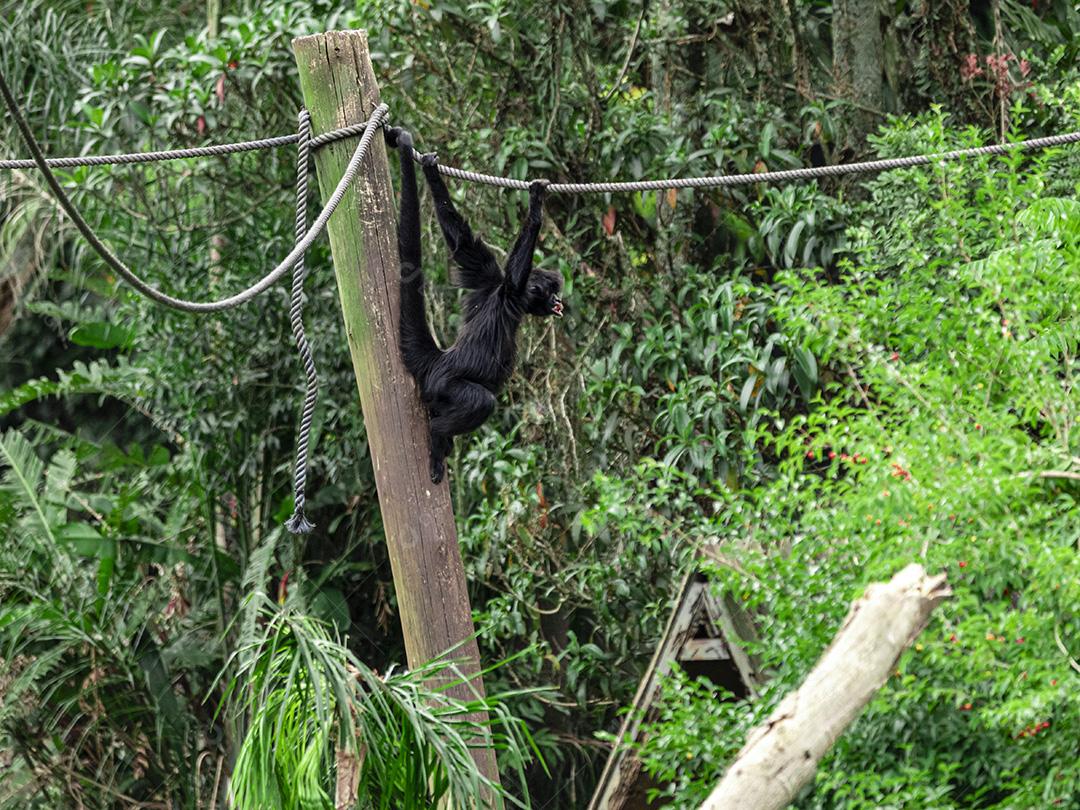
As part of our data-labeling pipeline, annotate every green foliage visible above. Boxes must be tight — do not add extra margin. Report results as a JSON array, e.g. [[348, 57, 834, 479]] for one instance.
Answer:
[[4, 1, 1080, 808], [636, 113, 1080, 808], [228, 597, 538, 810]]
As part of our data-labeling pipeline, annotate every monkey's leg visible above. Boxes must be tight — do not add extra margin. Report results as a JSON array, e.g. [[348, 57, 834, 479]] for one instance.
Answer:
[[427, 380, 496, 483]]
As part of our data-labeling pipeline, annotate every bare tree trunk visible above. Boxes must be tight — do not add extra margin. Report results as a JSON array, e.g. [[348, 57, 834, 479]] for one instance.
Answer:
[[832, 0, 884, 152], [700, 564, 950, 810]]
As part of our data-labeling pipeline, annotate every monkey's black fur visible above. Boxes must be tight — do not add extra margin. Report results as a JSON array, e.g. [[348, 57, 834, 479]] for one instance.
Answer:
[[386, 127, 563, 484]]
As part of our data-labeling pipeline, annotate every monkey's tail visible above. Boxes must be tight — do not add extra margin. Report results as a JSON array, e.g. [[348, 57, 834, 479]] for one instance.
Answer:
[[394, 131, 442, 381], [399, 269, 441, 380]]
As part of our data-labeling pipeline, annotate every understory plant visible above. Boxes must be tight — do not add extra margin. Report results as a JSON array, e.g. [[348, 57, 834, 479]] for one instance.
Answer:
[[634, 114, 1080, 808]]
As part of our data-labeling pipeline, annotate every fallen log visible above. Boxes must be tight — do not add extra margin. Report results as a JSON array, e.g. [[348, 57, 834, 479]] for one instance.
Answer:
[[700, 563, 951, 810]]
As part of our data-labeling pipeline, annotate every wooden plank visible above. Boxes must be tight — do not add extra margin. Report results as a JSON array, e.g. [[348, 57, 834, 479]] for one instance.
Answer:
[[678, 638, 731, 662]]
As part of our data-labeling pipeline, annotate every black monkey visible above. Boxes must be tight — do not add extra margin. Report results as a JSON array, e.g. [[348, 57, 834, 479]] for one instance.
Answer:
[[386, 127, 564, 484]]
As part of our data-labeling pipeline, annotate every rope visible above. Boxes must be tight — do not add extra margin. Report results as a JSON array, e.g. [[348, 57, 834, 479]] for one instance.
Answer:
[[0, 123, 374, 170], [407, 130, 1080, 193], [0, 62, 389, 311], [2, 86, 1076, 193], [284, 110, 317, 535]]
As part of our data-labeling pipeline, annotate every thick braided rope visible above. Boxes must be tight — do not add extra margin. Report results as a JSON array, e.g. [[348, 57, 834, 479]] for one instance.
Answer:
[[0, 134, 299, 169], [409, 130, 1080, 192], [0, 59, 389, 311], [284, 110, 317, 536], [0, 123, 374, 170]]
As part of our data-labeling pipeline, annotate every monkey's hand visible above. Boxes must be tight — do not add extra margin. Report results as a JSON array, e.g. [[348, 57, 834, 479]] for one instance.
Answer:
[[419, 151, 439, 171], [529, 178, 551, 201], [384, 126, 413, 150], [528, 179, 550, 221]]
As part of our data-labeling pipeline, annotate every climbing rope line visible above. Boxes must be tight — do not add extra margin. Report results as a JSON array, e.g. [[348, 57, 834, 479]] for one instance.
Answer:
[[2, 95, 1078, 192], [284, 110, 318, 535], [405, 130, 1080, 192]]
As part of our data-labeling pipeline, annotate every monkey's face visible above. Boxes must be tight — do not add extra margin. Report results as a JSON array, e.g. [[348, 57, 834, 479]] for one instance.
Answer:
[[524, 270, 564, 318]]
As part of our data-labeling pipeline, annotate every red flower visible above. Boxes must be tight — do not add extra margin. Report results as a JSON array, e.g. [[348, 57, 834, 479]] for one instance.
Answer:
[[960, 53, 983, 80], [890, 463, 912, 481]]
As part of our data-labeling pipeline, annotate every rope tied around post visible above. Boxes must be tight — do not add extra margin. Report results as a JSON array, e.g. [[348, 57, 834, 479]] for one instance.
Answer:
[[0, 63, 390, 534]]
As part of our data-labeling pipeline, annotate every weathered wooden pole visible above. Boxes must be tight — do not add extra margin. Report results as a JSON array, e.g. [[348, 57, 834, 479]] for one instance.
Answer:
[[292, 30, 499, 785]]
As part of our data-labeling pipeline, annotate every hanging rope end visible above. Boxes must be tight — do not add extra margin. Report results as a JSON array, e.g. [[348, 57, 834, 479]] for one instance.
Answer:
[[285, 509, 315, 535]]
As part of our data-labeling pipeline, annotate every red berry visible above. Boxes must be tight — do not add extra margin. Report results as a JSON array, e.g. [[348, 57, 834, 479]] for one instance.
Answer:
[[1015, 637, 1024, 644], [960, 703, 972, 711], [828, 451, 837, 460], [949, 634, 958, 643], [890, 352, 899, 361], [806, 451, 815, 459], [958, 561, 968, 568]]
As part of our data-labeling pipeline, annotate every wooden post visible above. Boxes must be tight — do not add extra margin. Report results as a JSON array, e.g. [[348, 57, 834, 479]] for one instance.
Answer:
[[292, 30, 499, 785]]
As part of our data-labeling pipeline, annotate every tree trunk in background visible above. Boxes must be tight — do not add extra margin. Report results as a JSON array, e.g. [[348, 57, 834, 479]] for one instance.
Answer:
[[650, 0, 700, 275], [832, 0, 884, 152]]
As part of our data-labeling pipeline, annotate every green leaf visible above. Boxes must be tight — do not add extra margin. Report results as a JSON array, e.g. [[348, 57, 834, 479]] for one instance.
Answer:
[[69, 322, 135, 350], [57, 522, 114, 558]]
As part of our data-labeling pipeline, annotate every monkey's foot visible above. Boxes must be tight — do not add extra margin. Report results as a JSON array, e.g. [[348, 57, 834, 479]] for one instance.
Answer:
[[430, 455, 445, 484]]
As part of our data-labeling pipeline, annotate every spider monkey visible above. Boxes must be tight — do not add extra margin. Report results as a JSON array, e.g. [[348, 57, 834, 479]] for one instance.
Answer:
[[385, 127, 564, 484]]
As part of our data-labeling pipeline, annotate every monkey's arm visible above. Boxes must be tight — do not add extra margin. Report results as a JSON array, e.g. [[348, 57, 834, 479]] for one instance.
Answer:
[[419, 157, 503, 289], [505, 180, 548, 298]]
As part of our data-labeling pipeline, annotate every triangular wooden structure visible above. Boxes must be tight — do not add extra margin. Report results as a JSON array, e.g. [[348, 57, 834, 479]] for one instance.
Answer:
[[587, 561, 763, 809]]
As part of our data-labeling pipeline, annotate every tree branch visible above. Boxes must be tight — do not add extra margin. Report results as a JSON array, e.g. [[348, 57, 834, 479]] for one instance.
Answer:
[[700, 564, 951, 810]]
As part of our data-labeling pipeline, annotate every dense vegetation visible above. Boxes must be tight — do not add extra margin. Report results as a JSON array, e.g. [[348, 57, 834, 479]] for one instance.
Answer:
[[1, 1, 1077, 807]]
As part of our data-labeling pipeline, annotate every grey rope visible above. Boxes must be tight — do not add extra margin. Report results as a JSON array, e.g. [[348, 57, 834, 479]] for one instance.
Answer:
[[407, 129, 1080, 193], [0, 133, 298, 170], [284, 111, 317, 535], [0, 123, 373, 170], [0, 61, 389, 311], [3, 80, 1076, 193]]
